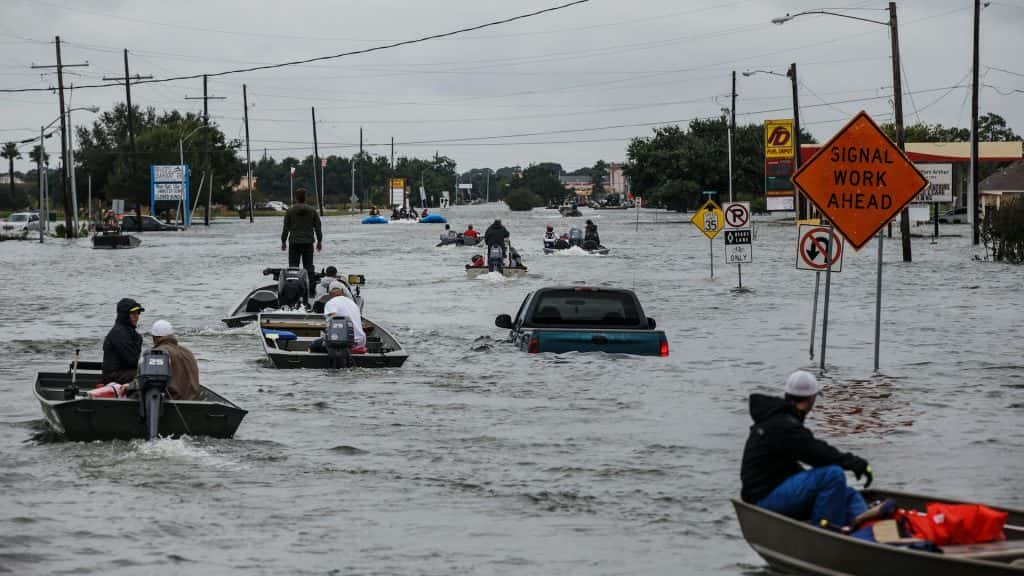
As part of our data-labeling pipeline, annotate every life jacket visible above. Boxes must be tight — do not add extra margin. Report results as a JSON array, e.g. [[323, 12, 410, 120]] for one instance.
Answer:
[[896, 503, 1007, 546]]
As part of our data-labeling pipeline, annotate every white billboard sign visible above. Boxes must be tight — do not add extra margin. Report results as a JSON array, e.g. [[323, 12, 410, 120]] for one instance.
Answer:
[[914, 164, 953, 203], [153, 182, 185, 201]]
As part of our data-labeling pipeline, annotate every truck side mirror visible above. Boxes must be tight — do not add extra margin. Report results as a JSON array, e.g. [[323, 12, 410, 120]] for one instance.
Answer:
[[647, 317, 657, 330], [495, 314, 513, 329]]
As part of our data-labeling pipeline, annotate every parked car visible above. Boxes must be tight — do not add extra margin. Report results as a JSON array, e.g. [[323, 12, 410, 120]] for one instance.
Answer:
[[119, 214, 184, 231], [932, 207, 968, 224], [494, 286, 669, 356], [1, 212, 41, 236]]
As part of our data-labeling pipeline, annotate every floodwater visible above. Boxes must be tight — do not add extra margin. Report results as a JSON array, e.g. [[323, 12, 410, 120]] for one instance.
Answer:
[[1, 205, 1022, 575]]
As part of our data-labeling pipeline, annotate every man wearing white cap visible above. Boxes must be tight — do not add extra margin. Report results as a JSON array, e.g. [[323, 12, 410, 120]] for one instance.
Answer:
[[321, 282, 366, 348], [740, 370, 873, 530], [151, 320, 202, 401]]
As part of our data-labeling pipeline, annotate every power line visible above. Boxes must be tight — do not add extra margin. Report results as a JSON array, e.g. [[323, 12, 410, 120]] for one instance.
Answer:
[[0, 0, 591, 94]]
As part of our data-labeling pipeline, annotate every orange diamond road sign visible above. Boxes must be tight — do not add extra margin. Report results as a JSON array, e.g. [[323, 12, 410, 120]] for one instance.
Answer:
[[791, 111, 928, 251]]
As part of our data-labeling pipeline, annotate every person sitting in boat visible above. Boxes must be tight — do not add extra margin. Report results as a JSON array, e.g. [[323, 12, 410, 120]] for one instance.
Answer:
[[509, 246, 524, 268], [150, 320, 201, 401], [392, 206, 401, 219], [741, 371, 873, 531], [310, 282, 367, 351], [102, 210, 120, 232], [409, 206, 419, 219], [468, 254, 485, 268], [314, 266, 340, 299], [463, 224, 478, 239], [543, 224, 557, 249], [584, 219, 601, 247], [369, 205, 380, 216], [101, 298, 144, 384], [422, 208, 430, 218], [440, 224, 458, 243]]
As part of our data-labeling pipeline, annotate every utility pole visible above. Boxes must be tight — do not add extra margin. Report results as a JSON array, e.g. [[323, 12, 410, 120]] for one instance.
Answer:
[[185, 75, 225, 225], [787, 62, 804, 219], [31, 36, 88, 238], [358, 126, 363, 209], [243, 84, 253, 223], [102, 50, 152, 233], [311, 107, 322, 216], [889, 2, 912, 262], [729, 70, 736, 202], [969, 0, 981, 245]]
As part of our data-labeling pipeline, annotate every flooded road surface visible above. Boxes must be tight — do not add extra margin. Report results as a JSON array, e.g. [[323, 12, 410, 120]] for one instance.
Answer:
[[1, 205, 1021, 575]]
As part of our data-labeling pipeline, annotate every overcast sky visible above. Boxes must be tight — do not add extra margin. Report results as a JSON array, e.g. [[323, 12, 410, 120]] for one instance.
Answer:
[[2, 0, 1022, 175]]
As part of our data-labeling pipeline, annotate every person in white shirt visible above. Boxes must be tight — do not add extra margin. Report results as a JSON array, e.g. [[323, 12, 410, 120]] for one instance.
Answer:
[[322, 281, 366, 348]]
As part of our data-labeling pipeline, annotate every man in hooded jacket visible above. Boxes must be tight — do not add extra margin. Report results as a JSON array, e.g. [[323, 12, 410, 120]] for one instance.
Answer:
[[102, 298, 144, 384], [741, 370, 873, 529], [484, 219, 509, 249]]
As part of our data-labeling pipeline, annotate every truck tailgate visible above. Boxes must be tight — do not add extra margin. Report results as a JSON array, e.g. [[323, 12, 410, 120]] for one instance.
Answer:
[[534, 329, 667, 356]]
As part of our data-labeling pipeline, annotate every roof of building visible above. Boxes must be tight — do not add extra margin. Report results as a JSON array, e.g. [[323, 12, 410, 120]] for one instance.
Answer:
[[980, 159, 1024, 193], [800, 141, 1023, 163]]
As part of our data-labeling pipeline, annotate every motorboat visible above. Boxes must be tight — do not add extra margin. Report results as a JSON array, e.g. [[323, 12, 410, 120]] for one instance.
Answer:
[[258, 312, 408, 369], [222, 268, 364, 328]]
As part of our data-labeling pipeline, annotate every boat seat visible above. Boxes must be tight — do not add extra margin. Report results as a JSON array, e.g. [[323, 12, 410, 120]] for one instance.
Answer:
[[942, 539, 1024, 560]]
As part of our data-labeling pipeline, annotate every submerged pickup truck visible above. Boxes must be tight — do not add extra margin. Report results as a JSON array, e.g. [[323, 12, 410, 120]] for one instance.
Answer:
[[494, 287, 669, 356]]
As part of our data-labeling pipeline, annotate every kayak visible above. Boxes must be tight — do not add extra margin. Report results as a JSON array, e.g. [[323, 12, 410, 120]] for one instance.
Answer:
[[92, 232, 141, 249], [419, 214, 447, 224], [35, 361, 246, 441], [258, 312, 408, 369], [222, 269, 364, 328], [733, 489, 1024, 575], [361, 215, 388, 224], [466, 266, 529, 278]]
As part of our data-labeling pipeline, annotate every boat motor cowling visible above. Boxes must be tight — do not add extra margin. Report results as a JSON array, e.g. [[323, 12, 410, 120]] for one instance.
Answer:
[[487, 245, 505, 272], [325, 316, 356, 369], [138, 349, 171, 440], [568, 227, 583, 247], [277, 267, 309, 309]]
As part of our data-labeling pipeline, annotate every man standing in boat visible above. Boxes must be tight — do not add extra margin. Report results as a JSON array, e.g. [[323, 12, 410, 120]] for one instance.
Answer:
[[281, 188, 322, 297], [740, 371, 873, 530], [101, 298, 144, 384]]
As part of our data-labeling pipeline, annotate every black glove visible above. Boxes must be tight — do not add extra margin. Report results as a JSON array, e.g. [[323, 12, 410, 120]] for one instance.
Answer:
[[850, 457, 873, 489]]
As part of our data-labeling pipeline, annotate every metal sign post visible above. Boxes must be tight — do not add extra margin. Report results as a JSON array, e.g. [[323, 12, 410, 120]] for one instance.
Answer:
[[792, 111, 927, 371], [874, 230, 884, 371], [796, 224, 844, 361], [690, 198, 724, 280], [820, 223, 834, 370], [723, 202, 752, 289]]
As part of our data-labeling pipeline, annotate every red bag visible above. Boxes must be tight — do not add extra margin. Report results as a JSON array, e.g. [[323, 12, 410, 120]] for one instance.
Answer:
[[898, 503, 1007, 545]]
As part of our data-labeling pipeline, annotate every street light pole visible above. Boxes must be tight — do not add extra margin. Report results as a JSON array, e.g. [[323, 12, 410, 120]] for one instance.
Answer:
[[787, 63, 805, 220]]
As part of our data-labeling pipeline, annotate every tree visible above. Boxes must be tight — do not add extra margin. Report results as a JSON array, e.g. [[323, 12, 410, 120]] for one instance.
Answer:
[[507, 163, 568, 204], [625, 118, 803, 211], [2, 142, 21, 200], [75, 104, 242, 206], [29, 145, 49, 167]]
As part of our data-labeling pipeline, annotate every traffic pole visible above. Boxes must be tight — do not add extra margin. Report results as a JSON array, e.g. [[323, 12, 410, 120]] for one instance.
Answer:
[[709, 238, 714, 279], [873, 230, 884, 372], [809, 271, 820, 361], [819, 224, 834, 371]]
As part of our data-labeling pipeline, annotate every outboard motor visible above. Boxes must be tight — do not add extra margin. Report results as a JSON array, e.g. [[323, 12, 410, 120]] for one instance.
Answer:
[[245, 289, 279, 313], [137, 349, 171, 441], [487, 244, 505, 273], [568, 227, 583, 247], [277, 267, 309, 309], [324, 316, 356, 369]]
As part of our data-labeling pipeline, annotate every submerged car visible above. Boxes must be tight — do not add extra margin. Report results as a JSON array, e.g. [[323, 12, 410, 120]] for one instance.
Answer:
[[495, 286, 668, 356]]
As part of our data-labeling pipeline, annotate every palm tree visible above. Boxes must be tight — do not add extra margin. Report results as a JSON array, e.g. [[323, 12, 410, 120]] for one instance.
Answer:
[[29, 145, 49, 167], [1, 142, 20, 199]]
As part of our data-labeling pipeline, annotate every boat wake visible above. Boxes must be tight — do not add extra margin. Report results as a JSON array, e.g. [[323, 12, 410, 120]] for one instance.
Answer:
[[474, 271, 512, 283], [552, 246, 599, 256]]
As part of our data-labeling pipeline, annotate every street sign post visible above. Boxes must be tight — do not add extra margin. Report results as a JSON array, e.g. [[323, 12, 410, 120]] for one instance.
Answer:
[[791, 111, 927, 371], [723, 201, 752, 289], [690, 199, 724, 279]]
